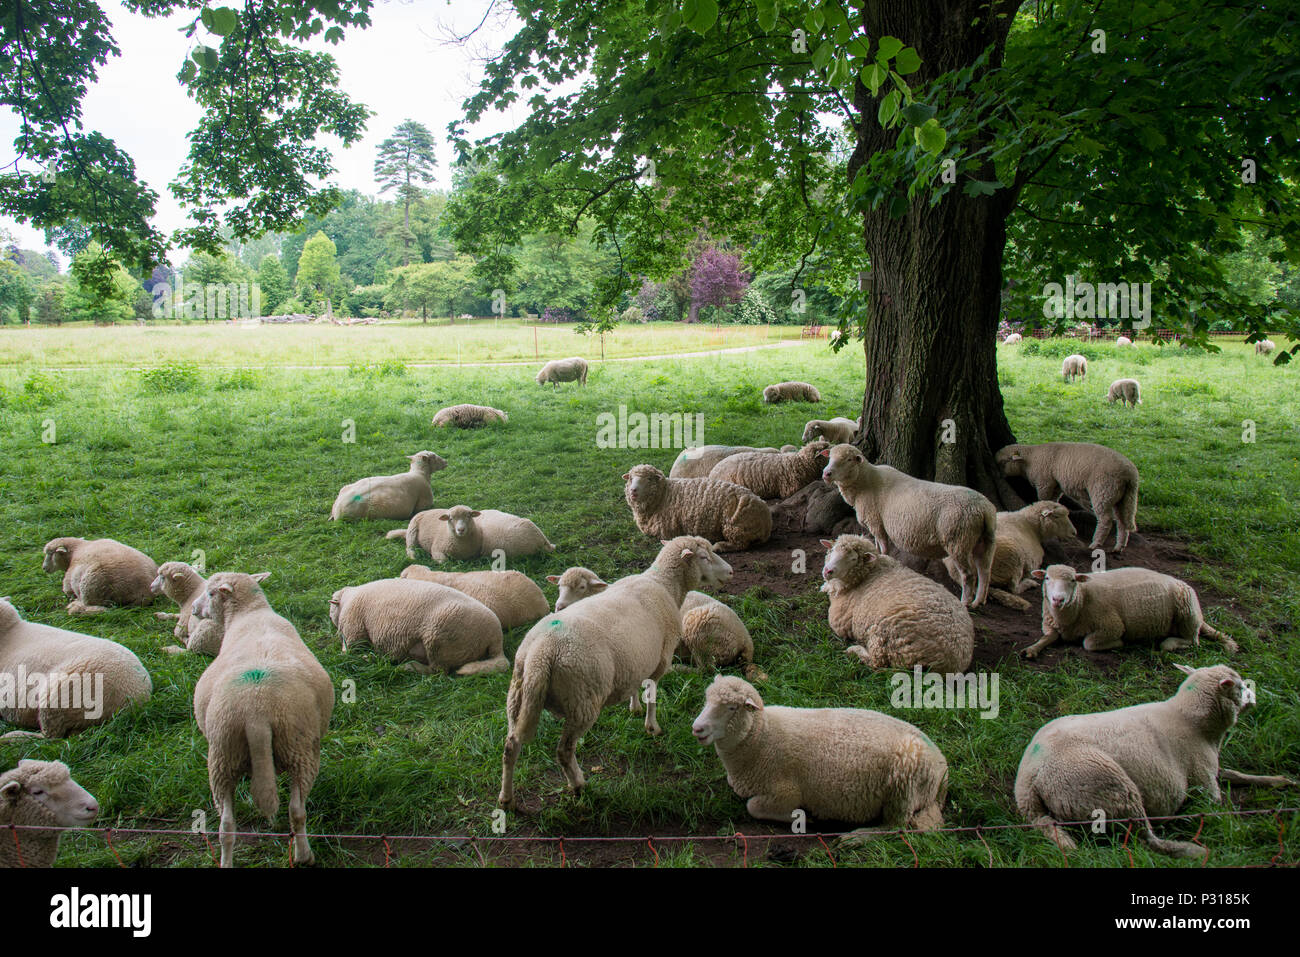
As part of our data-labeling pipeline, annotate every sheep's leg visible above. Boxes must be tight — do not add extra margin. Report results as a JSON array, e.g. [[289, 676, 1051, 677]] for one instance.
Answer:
[[216, 786, 237, 869], [1159, 636, 1193, 652], [1090, 511, 1116, 551], [0, 729, 43, 740], [155, 611, 180, 620], [556, 719, 591, 794], [744, 788, 801, 824], [1013, 577, 1039, 595], [289, 772, 314, 865], [162, 645, 188, 655], [843, 644, 874, 666], [66, 600, 108, 615], [400, 660, 436, 675], [628, 692, 642, 714], [1114, 507, 1131, 551], [988, 588, 1032, 611], [1022, 632, 1060, 659], [1219, 768, 1297, 789], [499, 736, 522, 810], [1081, 630, 1123, 652], [1035, 481, 1061, 501]]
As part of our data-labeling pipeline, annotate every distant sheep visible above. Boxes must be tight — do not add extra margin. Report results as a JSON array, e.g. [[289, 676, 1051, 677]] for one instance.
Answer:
[[387, 505, 555, 562], [1106, 378, 1142, 407], [1255, 339, 1275, 356], [1004, 333, 1023, 344], [42, 537, 158, 615], [1115, 335, 1132, 346], [707, 441, 831, 500], [944, 503, 1077, 611], [623, 464, 772, 551], [536, 356, 588, 386], [547, 566, 609, 611], [801, 417, 858, 445], [399, 566, 549, 629], [762, 381, 821, 403], [0, 760, 99, 868], [432, 404, 508, 428], [151, 561, 226, 656], [330, 451, 446, 522], [1061, 354, 1088, 382], [669, 445, 780, 479], [678, 591, 764, 679]]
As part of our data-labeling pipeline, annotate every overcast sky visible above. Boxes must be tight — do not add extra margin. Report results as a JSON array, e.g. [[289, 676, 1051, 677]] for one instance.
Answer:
[[0, 0, 528, 267]]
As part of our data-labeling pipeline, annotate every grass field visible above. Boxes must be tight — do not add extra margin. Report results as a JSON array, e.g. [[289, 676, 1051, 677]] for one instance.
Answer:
[[0, 326, 1296, 867]]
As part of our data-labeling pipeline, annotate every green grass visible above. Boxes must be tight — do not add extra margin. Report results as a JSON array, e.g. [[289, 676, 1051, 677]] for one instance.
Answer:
[[0, 332, 1296, 867]]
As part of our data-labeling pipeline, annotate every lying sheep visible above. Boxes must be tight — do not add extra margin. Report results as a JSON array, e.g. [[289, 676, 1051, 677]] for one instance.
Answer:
[[0, 598, 152, 739], [151, 561, 226, 656], [762, 381, 821, 403], [623, 464, 772, 552], [1004, 333, 1023, 344], [801, 418, 858, 445], [547, 566, 609, 611], [330, 578, 507, 676], [944, 503, 1077, 611], [1115, 335, 1132, 346], [399, 566, 549, 629], [431, 404, 508, 428], [820, 536, 974, 673], [708, 441, 830, 500], [0, 760, 99, 868], [1015, 664, 1295, 857], [1061, 354, 1088, 382], [1106, 378, 1142, 407], [499, 536, 732, 808], [669, 445, 780, 479], [1255, 339, 1275, 356], [995, 441, 1139, 551], [42, 537, 158, 615], [677, 591, 764, 680], [1022, 564, 1239, 659], [192, 572, 334, 867], [536, 356, 588, 386], [692, 675, 949, 840], [820, 445, 996, 607], [329, 451, 446, 522], [387, 505, 555, 562]]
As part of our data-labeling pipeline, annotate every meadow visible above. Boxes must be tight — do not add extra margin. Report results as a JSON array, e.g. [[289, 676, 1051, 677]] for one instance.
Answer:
[[0, 326, 1296, 867]]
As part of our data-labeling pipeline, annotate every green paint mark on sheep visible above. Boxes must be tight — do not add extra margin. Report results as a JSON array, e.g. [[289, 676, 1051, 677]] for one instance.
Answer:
[[549, 619, 562, 628], [239, 669, 269, 684], [1030, 742, 1041, 755]]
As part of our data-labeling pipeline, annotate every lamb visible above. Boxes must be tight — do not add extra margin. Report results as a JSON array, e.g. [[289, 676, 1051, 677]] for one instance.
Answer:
[[1004, 333, 1023, 344], [499, 536, 732, 808], [819, 444, 996, 607], [669, 445, 780, 479], [0, 760, 99, 868], [1115, 335, 1132, 346], [1061, 354, 1088, 382], [1022, 564, 1239, 659], [330, 578, 508, 676], [692, 675, 949, 840], [944, 503, 1078, 611], [801, 418, 858, 445], [707, 441, 831, 500], [192, 572, 334, 867], [386, 505, 556, 562], [547, 566, 609, 611], [431, 404, 509, 428], [995, 441, 1140, 551], [1015, 664, 1295, 858], [536, 356, 589, 386], [329, 451, 446, 521], [820, 536, 974, 673], [761, 381, 821, 403], [623, 464, 772, 552], [677, 591, 765, 680], [399, 565, 549, 629], [1106, 378, 1142, 407], [0, 598, 152, 739], [41, 537, 158, 615], [150, 561, 226, 655], [1255, 339, 1275, 356]]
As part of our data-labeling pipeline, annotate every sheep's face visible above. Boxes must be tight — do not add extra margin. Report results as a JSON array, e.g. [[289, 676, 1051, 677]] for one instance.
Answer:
[[820, 444, 863, 485], [152, 562, 196, 598], [1034, 504, 1077, 543], [995, 446, 1028, 478], [42, 541, 72, 573], [193, 571, 269, 620], [0, 760, 99, 828], [547, 569, 607, 612], [1175, 664, 1256, 718], [695, 544, 733, 590], [622, 467, 662, 507], [328, 590, 344, 630], [761, 386, 776, 403], [820, 536, 878, 585], [410, 451, 448, 473], [535, 369, 548, 384], [692, 676, 762, 746], [1031, 565, 1084, 613], [440, 507, 481, 538], [801, 423, 822, 443]]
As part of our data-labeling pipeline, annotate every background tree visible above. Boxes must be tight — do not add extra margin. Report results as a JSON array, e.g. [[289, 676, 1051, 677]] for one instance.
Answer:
[[0, 259, 34, 324], [63, 243, 143, 324], [296, 230, 342, 317], [688, 245, 750, 323], [257, 254, 292, 315], [374, 120, 439, 266]]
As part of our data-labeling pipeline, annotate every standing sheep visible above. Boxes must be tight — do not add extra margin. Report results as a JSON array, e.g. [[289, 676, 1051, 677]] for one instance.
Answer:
[[677, 591, 764, 680], [329, 451, 446, 521], [431, 404, 508, 428], [943, 503, 1078, 611], [801, 418, 858, 445], [151, 561, 226, 655], [1061, 354, 1088, 382], [400, 566, 549, 629], [546, 566, 609, 611], [387, 505, 555, 562], [623, 465, 772, 551], [1115, 335, 1132, 346], [0, 760, 100, 868], [1106, 378, 1142, 407], [536, 356, 588, 386], [707, 441, 831, 500], [1255, 339, 1275, 356], [669, 445, 780, 479], [1004, 333, 1023, 344], [761, 381, 821, 403], [42, 537, 158, 615]]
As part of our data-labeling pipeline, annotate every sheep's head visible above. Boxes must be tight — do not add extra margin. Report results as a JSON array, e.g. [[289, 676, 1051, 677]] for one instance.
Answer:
[[547, 567, 608, 611], [799, 439, 831, 461], [439, 506, 481, 539], [328, 588, 347, 635], [1173, 664, 1257, 723], [0, 760, 99, 828], [1030, 564, 1085, 613], [692, 540, 733, 589], [820, 535, 882, 589], [654, 536, 731, 593], [535, 368, 548, 384], [801, 422, 823, 443], [692, 675, 763, 747], [622, 465, 665, 510], [995, 445, 1030, 478], [409, 451, 448, 474], [1027, 503, 1077, 543], [152, 561, 201, 599], [192, 571, 271, 621], [820, 443, 863, 485], [0, 597, 20, 633], [761, 385, 777, 403], [41, 538, 79, 573]]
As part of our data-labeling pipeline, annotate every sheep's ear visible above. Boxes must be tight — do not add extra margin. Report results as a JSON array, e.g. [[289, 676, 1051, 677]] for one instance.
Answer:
[[742, 697, 759, 712], [680, 548, 695, 562], [1173, 663, 1195, 675], [1218, 677, 1236, 690], [1075, 574, 1090, 582], [1030, 569, 1046, 581], [251, 572, 271, 583], [819, 539, 835, 549], [56, 546, 68, 555], [546, 575, 560, 584], [439, 514, 451, 522], [1011, 452, 1024, 461], [621, 473, 631, 481], [217, 583, 234, 596], [469, 510, 482, 518], [1040, 507, 1055, 518], [0, 780, 21, 802], [817, 449, 829, 459], [589, 581, 608, 593]]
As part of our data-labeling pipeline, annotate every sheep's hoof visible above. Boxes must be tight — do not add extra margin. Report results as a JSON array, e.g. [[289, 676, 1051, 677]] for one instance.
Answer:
[[836, 827, 888, 848], [645, 721, 662, 736], [162, 645, 187, 655]]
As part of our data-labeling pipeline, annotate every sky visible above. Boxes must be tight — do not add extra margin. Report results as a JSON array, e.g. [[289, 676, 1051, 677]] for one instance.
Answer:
[[0, 0, 529, 268]]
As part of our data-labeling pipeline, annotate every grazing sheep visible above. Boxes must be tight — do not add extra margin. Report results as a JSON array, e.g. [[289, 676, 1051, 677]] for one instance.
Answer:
[[995, 441, 1140, 551], [546, 567, 609, 611], [1015, 664, 1294, 857], [944, 503, 1077, 611], [1106, 378, 1142, 407], [192, 572, 334, 868], [819, 445, 996, 607], [329, 451, 446, 522], [330, 578, 508, 676], [820, 536, 974, 673], [41, 537, 158, 615], [1022, 564, 1239, 659], [801, 417, 859, 445], [1115, 335, 1132, 346], [678, 592, 764, 680], [623, 464, 772, 552], [151, 561, 226, 656], [1061, 354, 1088, 382], [536, 356, 589, 386], [669, 445, 780, 479], [708, 441, 831, 500], [692, 675, 948, 840], [431, 404, 509, 428], [399, 566, 549, 630], [499, 536, 732, 808], [762, 381, 821, 403], [1004, 333, 1023, 344], [1255, 339, 1275, 356], [387, 505, 555, 562], [0, 760, 99, 868], [0, 598, 152, 739]]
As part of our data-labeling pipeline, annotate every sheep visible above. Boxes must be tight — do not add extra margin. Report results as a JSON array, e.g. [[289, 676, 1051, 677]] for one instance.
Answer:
[[0, 597, 152, 740], [0, 760, 99, 868], [1106, 378, 1142, 407], [330, 578, 508, 676], [669, 445, 780, 479], [41, 537, 158, 615], [761, 381, 821, 403], [944, 503, 1078, 611], [691, 675, 949, 841], [1022, 564, 1239, 659], [819, 444, 996, 607], [1115, 335, 1132, 346], [801, 418, 858, 445], [1255, 339, 1275, 356], [1015, 664, 1295, 858], [386, 505, 556, 562], [1061, 354, 1088, 382], [623, 464, 772, 552], [677, 591, 765, 680], [1004, 333, 1023, 344], [707, 441, 831, 500], [399, 566, 549, 629], [192, 572, 334, 868], [431, 404, 509, 428], [329, 451, 446, 521], [995, 441, 1140, 551], [819, 536, 974, 673], [150, 561, 225, 656], [546, 566, 609, 611], [498, 536, 732, 808], [536, 356, 588, 386]]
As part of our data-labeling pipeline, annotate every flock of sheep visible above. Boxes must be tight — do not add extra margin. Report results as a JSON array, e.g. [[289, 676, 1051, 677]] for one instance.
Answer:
[[1, 349, 1293, 869]]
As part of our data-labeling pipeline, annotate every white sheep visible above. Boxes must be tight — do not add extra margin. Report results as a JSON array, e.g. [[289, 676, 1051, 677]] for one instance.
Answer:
[[329, 451, 446, 521], [943, 503, 1078, 611], [1022, 564, 1239, 659], [1061, 354, 1088, 382], [546, 566, 609, 611], [677, 591, 764, 679], [387, 505, 555, 562], [431, 404, 509, 428], [801, 417, 858, 445], [669, 445, 780, 480], [1255, 339, 1275, 356], [761, 381, 821, 403], [536, 356, 588, 386], [42, 537, 158, 615], [707, 441, 830, 500], [1106, 378, 1142, 407], [1016, 664, 1295, 857], [624, 464, 772, 552], [1004, 333, 1023, 344], [0, 760, 99, 868], [400, 566, 549, 630], [1115, 335, 1132, 346], [819, 444, 996, 607], [192, 572, 334, 867], [150, 561, 225, 656]]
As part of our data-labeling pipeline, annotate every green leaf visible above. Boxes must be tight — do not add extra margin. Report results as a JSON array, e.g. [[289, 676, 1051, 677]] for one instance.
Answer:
[[877, 90, 901, 126], [812, 41, 833, 72], [875, 36, 903, 62], [860, 62, 886, 94], [756, 0, 777, 32], [901, 102, 936, 125], [894, 46, 922, 74], [208, 7, 238, 37], [178, 60, 197, 83], [914, 117, 947, 153], [683, 0, 719, 34], [963, 180, 1000, 197]]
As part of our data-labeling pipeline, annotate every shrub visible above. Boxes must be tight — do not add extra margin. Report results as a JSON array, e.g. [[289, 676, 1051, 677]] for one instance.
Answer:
[[731, 288, 778, 325], [215, 368, 261, 391], [140, 361, 201, 394], [620, 305, 646, 324], [348, 359, 407, 378]]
